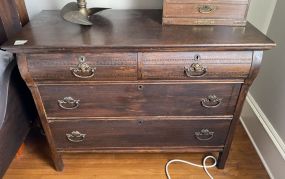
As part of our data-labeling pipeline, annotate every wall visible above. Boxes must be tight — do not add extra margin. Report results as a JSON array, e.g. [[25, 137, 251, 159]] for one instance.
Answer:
[[242, 0, 285, 178], [247, 0, 277, 33], [25, 0, 163, 18], [250, 0, 285, 147]]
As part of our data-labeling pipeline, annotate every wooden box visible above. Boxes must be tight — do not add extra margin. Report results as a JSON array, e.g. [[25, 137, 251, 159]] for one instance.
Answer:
[[163, 0, 251, 26]]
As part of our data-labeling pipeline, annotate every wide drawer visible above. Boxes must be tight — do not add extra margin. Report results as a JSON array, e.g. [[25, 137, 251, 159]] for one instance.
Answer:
[[140, 52, 252, 80], [39, 83, 241, 118], [50, 119, 231, 151], [164, 3, 248, 19], [26, 53, 137, 81], [163, 0, 250, 25]]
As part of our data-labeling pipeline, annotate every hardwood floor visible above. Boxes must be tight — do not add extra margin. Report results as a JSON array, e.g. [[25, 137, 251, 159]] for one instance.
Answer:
[[4, 122, 269, 179]]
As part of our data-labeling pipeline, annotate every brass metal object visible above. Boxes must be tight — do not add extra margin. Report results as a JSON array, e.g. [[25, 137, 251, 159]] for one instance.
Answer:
[[198, 5, 216, 14], [184, 63, 207, 77], [66, 131, 86, 143], [201, 95, 222, 108], [61, 0, 110, 25], [70, 56, 96, 79], [58, 97, 80, 110], [195, 129, 214, 141]]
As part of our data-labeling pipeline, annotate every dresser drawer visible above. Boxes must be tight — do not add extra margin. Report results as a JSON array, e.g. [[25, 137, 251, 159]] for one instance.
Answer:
[[39, 83, 241, 118], [163, 0, 250, 26], [140, 52, 252, 80], [26, 53, 137, 81], [50, 119, 231, 151]]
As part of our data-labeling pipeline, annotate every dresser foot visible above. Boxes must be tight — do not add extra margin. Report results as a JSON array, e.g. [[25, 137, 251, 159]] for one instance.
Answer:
[[51, 152, 64, 171], [217, 151, 227, 169]]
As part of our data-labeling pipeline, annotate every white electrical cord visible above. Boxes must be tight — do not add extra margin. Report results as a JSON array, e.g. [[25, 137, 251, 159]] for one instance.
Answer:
[[165, 156, 217, 179]]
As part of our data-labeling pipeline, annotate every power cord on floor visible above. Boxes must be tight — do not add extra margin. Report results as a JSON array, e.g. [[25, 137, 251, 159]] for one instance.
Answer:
[[165, 155, 217, 179]]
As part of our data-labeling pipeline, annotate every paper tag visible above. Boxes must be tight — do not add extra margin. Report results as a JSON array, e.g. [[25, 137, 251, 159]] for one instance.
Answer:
[[14, 40, 28, 45]]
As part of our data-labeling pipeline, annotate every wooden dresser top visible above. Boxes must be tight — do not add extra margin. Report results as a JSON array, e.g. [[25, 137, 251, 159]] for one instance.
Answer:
[[1, 10, 275, 53]]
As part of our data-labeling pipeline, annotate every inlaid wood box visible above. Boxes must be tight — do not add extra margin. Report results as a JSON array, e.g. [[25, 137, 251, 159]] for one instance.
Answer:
[[163, 0, 251, 26]]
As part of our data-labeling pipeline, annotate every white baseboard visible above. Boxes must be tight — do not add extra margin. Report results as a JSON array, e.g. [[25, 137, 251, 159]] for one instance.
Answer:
[[240, 118, 275, 179], [240, 93, 285, 179]]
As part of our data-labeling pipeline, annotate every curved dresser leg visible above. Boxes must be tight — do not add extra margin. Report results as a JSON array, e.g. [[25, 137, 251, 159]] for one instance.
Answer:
[[17, 55, 64, 171]]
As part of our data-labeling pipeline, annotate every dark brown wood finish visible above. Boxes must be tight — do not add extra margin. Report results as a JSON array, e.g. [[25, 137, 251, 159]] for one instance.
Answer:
[[3, 10, 275, 170], [1, 10, 275, 53], [17, 55, 64, 171], [50, 119, 231, 151], [0, 0, 28, 44], [0, 18, 7, 44], [14, 0, 29, 26], [163, 0, 250, 26], [4, 122, 271, 178], [140, 51, 252, 80], [217, 51, 264, 169], [26, 53, 137, 81], [39, 83, 241, 118]]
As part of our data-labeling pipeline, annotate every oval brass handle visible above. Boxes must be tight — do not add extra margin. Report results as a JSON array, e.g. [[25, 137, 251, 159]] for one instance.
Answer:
[[201, 95, 222, 108], [195, 129, 214, 141], [184, 63, 207, 77], [66, 131, 86, 143], [70, 56, 96, 79], [198, 5, 216, 14], [58, 97, 80, 110]]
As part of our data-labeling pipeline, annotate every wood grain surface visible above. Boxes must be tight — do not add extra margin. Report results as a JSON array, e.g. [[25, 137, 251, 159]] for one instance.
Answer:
[[3, 122, 270, 179], [163, 0, 250, 26], [164, 3, 248, 19], [38, 83, 241, 118], [1, 10, 275, 53], [50, 119, 231, 151], [26, 53, 137, 81], [6, 10, 275, 171], [140, 51, 252, 80]]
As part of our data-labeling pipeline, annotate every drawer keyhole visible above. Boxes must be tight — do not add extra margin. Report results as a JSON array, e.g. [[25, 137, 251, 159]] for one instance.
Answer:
[[138, 85, 144, 91], [194, 54, 201, 61]]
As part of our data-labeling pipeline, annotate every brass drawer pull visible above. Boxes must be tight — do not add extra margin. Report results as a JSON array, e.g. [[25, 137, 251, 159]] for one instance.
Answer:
[[70, 56, 96, 79], [66, 131, 86, 143], [195, 129, 214, 141], [58, 97, 80, 110], [184, 63, 207, 77], [198, 5, 216, 14], [201, 95, 222, 108]]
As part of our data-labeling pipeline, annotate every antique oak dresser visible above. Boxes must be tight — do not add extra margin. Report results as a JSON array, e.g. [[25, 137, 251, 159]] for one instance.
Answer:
[[1, 10, 275, 171]]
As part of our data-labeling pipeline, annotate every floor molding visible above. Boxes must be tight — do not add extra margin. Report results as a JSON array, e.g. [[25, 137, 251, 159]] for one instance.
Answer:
[[240, 117, 274, 179], [240, 92, 285, 179], [245, 93, 285, 159]]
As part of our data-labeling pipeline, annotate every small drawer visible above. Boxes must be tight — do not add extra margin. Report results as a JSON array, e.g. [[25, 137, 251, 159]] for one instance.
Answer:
[[38, 83, 241, 118], [140, 51, 252, 80], [50, 119, 231, 151], [26, 53, 137, 81], [163, 0, 250, 26]]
